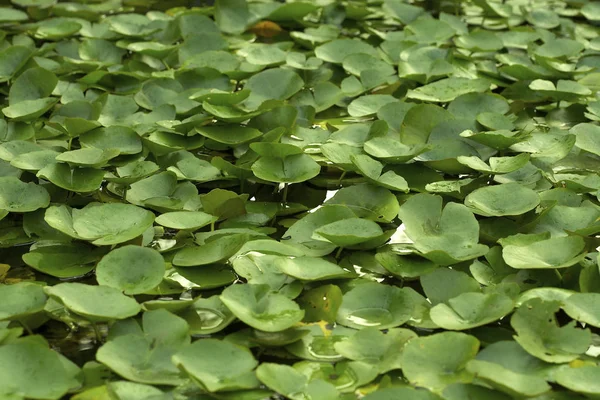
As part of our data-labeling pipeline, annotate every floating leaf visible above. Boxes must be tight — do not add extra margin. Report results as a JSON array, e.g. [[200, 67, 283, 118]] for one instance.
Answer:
[[398, 194, 489, 265], [511, 299, 591, 363], [173, 339, 258, 392], [0, 282, 47, 321], [46, 283, 141, 322], [96, 246, 165, 295], [0, 177, 49, 213], [401, 332, 479, 391], [464, 183, 540, 217], [0, 340, 81, 399], [407, 78, 490, 103], [220, 284, 304, 332], [336, 282, 414, 330]]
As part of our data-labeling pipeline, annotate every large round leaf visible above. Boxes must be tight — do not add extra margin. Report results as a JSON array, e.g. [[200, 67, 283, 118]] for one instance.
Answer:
[[37, 163, 105, 193], [251, 154, 320, 183], [334, 327, 416, 373], [155, 211, 217, 230], [430, 292, 515, 330], [562, 293, 600, 328], [555, 366, 600, 398], [22, 243, 102, 278], [0, 282, 47, 321], [274, 256, 349, 281], [220, 283, 304, 332], [48, 203, 155, 245], [45, 283, 141, 322], [243, 68, 304, 109], [173, 234, 248, 266], [97, 309, 189, 386], [313, 218, 383, 247], [464, 183, 540, 216], [0, 340, 81, 400], [401, 332, 480, 391], [96, 245, 165, 295], [256, 363, 338, 400], [502, 235, 586, 269], [398, 193, 489, 265], [511, 299, 591, 363], [0, 176, 49, 212], [466, 360, 551, 397], [172, 339, 259, 392], [336, 282, 414, 330]]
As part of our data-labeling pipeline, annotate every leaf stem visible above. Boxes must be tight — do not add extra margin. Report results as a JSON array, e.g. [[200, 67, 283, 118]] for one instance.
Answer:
[[19, 319, 33, 336], [282, 183, 289, 205], [335, 246, 344, 259], [91, 322, 102, 343]]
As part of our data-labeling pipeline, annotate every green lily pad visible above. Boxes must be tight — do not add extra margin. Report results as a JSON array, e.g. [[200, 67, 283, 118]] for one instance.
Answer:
[[243, 68, 304, 110], [336, 282, 414, 330], [180, 295, 236, 335], [173, 234, 248, 266], [2, 98, 59, 121], [364, 137, 427, 163], [334, 327, 416, 373], [155, 211, 217, 230], [430, 292, 515, 330], [173, 339, 259, 392], [457, 154, 529, 174], [0, 177, 50, 213], [314, 39, 378, 64], [401, 332, 479, 391], [37, 163, 105, 193], [555, 366, 600, 398], [464, 183, 540, 217], [55, 148, 119, 167], [562, 293, 600, 328], [407, 78, 490, 103], [96, 245, 165, 295], [45, 283, 141, 322], [466, 360, 551, 397], [252, 154, 320, 184], [22, 243, 102, 278], [325, 184, 399, 223], [79, 126, 143, 155], [195, 125, 262, 145], [363, 387, 442, 400], [220, 283, 304, 332], [313, 218, 383, 247], [274, 256, 349, 281], [0, 340, 81, 400], [0, 282, 47, 321], [501, 235, 586, 269], [398, 193, 489, 265], [511, 299, 591, 363], [97, 309, 189, 386], [256, 363, 338, 400]]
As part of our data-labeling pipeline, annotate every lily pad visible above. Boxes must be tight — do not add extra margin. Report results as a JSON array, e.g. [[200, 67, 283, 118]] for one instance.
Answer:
[[0, 282, 47, 321], [398, 193, 489, 265], [464, 183, 540, 217], [96, 246, 165, 295], [45, 283, 141, 322], [511, 299, 591, 363], [220, 284, 304, 332], [45, 203, 155, 245], [0, 177, 50, 213], [313, 218, 383, 247], [0, 340, 81, 400], [336, 282, 415, 330], [173, 339, 259, 392], [401, 332, 479, 391]]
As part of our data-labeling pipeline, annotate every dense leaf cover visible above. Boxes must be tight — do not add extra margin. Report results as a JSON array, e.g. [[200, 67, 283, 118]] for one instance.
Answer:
[[0, 0, 599, 398]]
